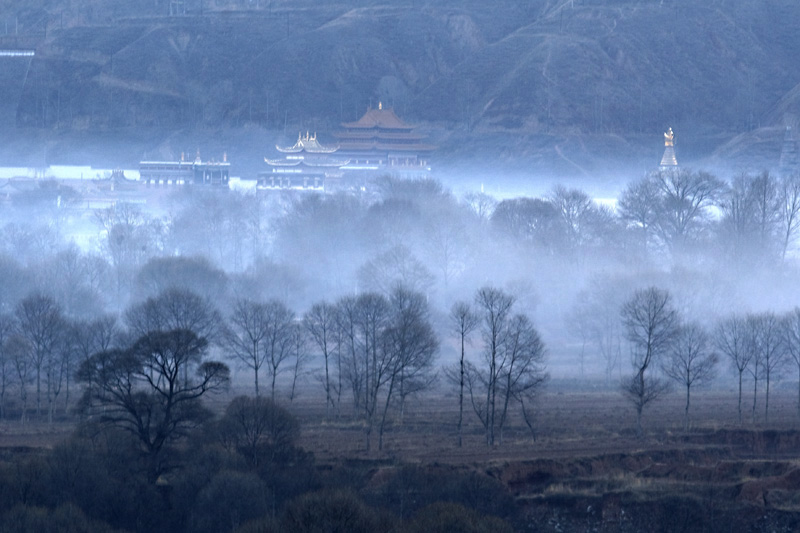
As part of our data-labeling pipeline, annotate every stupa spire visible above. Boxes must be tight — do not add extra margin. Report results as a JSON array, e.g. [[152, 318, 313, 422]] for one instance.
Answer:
[[660, 127, 678, 168]]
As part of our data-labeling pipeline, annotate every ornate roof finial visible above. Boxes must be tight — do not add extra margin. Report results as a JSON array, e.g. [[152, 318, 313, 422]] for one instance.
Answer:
[[664, 127, 675, 147], [379, 101, 383, 110]]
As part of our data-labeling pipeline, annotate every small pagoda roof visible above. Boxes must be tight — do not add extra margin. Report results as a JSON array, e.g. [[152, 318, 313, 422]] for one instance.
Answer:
[[341, 103, 415, 130], [277, 132, 339, 154]]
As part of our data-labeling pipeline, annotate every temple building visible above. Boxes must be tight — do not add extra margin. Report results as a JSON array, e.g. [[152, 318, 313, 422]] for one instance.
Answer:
[[334, 103, 435, 179], [260, 132, 348, 190], [779, 126, 799, 175], [660, 127, 678, 169], [139, 151, 230, 187]]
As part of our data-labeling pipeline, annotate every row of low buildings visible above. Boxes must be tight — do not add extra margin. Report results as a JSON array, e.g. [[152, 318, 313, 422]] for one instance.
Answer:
[[139, 103, 435, 192]]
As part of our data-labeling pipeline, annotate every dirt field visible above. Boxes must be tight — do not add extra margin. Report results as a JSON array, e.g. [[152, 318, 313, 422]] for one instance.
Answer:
[[3, 384, 800, 531]]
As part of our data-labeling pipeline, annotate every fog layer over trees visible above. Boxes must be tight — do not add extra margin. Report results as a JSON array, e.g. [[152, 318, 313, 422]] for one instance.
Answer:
[[4, 170, 800, 433]]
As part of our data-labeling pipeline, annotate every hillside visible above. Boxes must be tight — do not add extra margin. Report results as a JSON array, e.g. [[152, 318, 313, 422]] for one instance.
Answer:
[[0, 0, 799, 180]]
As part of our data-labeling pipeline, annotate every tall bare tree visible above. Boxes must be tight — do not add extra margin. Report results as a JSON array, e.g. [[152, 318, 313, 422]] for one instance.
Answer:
[[0, 313, 14, 419], [620, 287, 678, 436], [779, 173, 800, 260], [377, 286, 438, 450], [651, 169, 725, 252], [223, 299, 271, 396], [303, 301, 338, 418], [77, 329, 230, 482], [715, 314, 752, 425], [288, 322, 310, 403], [447, 301, 479, 447], [14, 293, 66, 419], [465, 287, 547, 446], [471, 287, 515, 446], [749, 312, 785, 424], [126, 287, 222, 342], [618, 176, 660, 253], [497, 314, 547, 444], [262, 300, 295, 402], [781, 307, 800, 419], [662, 322, 718, 431], [745, 314, 766, 424]]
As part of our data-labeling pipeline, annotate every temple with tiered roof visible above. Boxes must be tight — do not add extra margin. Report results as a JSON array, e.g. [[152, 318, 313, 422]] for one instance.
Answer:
[[334, 102, 435, 178], [261, 132, 348, 190], [660, 127, 678, 169]]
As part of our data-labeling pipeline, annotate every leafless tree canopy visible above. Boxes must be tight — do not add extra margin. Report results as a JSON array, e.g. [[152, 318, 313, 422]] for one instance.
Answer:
[[620, 286, 678, 436]]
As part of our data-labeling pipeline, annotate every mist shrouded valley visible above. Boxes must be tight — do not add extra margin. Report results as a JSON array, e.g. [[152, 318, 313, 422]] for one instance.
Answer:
[[3, 1, 800, 532]]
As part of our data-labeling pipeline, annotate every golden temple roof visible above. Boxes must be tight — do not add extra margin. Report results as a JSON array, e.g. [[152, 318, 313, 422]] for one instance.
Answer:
[[276, 131, 339, 154]]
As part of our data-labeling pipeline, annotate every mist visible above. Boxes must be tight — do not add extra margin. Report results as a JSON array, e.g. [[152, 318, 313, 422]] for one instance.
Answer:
[[4, 1, 800, 531]]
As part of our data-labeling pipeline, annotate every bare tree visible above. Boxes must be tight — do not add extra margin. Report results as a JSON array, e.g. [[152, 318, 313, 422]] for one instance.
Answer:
[[357, 245, 435, 296], [715, 314, 752, 425], [446, 301, 479, 447], [651, 169, 725, 252], [618, 176, 660, 253], [781, 307, 800, 420], [14, 293, 66, 419], [549, 185, 594, 251], [288, 322, 310, 403], [568, 276, 627, 384], [463, 191, 497, 222], [223, 299, 270, 396], [335, 295, 363, 415], [377, 286, 438, 450], [126, 287, 222, 343], [7, 334, 31, 423], [0, 313, 14, 419], [465, 287, 547, 446], [471, 287, 515, 446], [66, 314, 120, 414], [662, 322, 719, 431], [304, 301, 338, 418], [356, 292, 390, 451], [745, 314, 766, 424], [620, 287, 678, 436], [77, 329, 230, 482], [497, 314, 547, 444], [262, 300, 295, 402], [779, 173, 800, 260], [749, 312, 785, 424]]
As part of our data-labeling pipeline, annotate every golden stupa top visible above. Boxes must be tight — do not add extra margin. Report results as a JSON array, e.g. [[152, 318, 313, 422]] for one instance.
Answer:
[[664, 128, 675, 147]]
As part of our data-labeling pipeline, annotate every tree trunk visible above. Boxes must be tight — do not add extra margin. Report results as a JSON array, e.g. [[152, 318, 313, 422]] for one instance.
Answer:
[[684, 383, 690, 432], [378, 374, 397, 451], [797, 365, 800, 421], [738, 370, 743, 425], [636, 404, 643, 438], [458, 335, 465, 447], [765, 371, 771, 424]]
